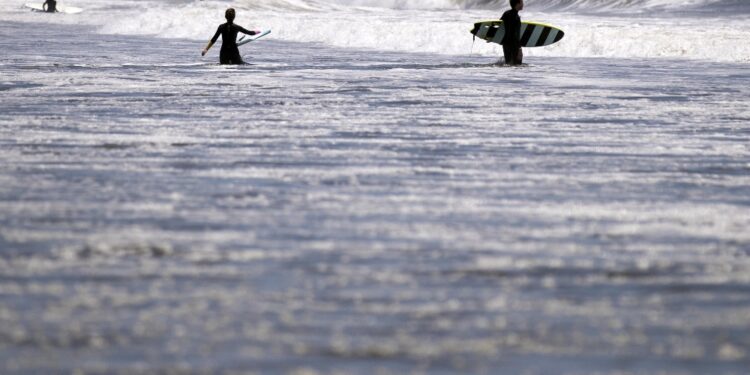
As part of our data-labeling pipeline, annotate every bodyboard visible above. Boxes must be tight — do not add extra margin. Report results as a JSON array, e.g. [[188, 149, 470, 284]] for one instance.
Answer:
[[238, 30, 271, 47]]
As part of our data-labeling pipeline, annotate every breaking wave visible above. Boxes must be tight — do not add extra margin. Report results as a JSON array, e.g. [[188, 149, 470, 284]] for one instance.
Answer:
[[236, 0, 750, 13], [3, 0, 749, 62]]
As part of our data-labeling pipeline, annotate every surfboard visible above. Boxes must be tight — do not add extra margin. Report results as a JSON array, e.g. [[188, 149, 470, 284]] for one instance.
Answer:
[[24, 2, 83, 14], [470, 20, 564, 47], [237, 30, 271, 47]]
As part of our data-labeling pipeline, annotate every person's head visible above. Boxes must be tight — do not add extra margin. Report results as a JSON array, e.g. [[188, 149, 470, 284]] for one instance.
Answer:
[[225, 8, 236, 23], [510, 0, 523, 11]]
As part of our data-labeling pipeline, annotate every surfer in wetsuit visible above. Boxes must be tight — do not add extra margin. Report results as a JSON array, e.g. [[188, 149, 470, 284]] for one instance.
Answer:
[[43, 0, 57, 12], [201, 8, 261, 64], [501, 0, 523, 65]]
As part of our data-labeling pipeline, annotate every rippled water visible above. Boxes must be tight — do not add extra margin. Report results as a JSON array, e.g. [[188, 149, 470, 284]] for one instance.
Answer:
[[1, 20, 749, 374]]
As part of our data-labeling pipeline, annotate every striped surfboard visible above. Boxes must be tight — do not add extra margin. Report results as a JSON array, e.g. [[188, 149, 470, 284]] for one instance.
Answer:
[[470, 20, 564, 47]]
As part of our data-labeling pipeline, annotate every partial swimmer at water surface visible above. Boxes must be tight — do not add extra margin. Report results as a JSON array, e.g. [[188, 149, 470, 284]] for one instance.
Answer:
[[201, 8, 261, 65], [43, 0, 57, 12]]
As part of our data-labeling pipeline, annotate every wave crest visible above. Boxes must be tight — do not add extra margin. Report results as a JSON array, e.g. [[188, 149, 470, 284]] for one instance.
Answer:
[[234, 0, 750, 12]]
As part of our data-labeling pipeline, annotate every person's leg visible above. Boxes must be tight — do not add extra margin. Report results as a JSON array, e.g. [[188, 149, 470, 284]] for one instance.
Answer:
[[228, 48, 244, 65], [220, 49, 241, 64], [219, 49, 228, 64], [502, 44, 514, 65]]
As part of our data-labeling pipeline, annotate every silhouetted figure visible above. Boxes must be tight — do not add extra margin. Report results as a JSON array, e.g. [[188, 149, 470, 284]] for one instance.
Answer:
[[202, 8, 260, 65], [501, 0, 524, 65]]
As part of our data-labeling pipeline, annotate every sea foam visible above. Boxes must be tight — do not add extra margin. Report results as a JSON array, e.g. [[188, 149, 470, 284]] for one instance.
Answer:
[[3, 0, 749, 62]]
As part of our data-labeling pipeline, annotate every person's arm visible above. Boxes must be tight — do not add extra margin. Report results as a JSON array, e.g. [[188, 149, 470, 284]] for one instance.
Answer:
[[43, 0, 48, 11], [202, 26, 222, 56], [510, 15, 521, 45], [516, 15, 522, 63], [236, 25, 260, 36], [500, 13, 508, 43]]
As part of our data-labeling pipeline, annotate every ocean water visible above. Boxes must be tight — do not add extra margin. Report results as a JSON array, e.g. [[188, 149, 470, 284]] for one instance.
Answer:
[[1, 0, 749, 373]]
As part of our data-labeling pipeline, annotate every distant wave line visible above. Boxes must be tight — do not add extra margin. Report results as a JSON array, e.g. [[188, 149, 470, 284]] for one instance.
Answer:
[[231, 0, 750, 12]]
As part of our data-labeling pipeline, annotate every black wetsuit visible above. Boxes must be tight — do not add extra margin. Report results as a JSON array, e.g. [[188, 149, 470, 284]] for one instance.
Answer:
[[210, 23, 257, 65], [501, 9, 521, 65], [43, 0, 57, 12]]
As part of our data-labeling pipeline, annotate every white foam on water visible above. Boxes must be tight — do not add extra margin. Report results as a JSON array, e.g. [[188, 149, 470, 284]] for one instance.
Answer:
[[2, 0, 749, 62]]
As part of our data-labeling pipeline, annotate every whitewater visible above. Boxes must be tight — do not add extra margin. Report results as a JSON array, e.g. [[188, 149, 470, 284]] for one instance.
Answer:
[[1, 0, 749, 373], [2, 0, 750, 61]]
